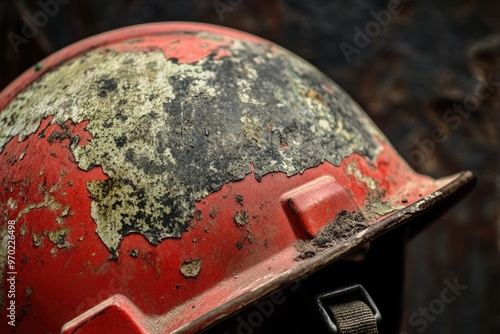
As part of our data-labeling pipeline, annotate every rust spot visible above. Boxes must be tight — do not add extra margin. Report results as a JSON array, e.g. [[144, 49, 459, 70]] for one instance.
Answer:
[[129, 249, 139, 258], [234, 194, 244, 206], [180, 259, 202, 278], [246, 235, 256, 244], [209, 207, 217, 218], [234, 210, 249, 227]]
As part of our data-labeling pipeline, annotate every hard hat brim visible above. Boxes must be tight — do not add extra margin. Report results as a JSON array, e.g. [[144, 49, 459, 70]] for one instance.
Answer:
[[174, 170, 475, 333]]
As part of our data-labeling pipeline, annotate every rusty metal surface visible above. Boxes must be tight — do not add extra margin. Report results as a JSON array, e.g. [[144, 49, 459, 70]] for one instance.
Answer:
[[0, 0, 498, 333]]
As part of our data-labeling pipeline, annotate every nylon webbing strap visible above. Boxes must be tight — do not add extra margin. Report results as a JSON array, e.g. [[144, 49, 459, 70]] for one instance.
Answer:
[[328, 300, 378, 334]]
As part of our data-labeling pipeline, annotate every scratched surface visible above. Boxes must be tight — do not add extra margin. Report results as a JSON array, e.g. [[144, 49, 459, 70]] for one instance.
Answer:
[[0, 0, 498, 333]]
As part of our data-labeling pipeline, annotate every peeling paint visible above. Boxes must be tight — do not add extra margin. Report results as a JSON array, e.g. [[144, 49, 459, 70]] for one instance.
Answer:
[[0, 32, 385, 255], [33, 233, 44, 247], [365, 196, 402, 216], [16, 193, 62, 221], [346, 161, 379, 191], [234, 194, 244, 206], [47, 226, 70, 248], [180, 259, 202, 278], [56, 205, 70, 224], [6, 197, 16, 210]]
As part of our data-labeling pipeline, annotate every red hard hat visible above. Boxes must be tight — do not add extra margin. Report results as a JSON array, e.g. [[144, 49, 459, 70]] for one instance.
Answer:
[[0, 22, 474, 333]]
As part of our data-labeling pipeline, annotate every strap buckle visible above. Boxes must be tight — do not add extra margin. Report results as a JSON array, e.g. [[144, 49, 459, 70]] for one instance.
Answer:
[[315, 284, 382, 333]]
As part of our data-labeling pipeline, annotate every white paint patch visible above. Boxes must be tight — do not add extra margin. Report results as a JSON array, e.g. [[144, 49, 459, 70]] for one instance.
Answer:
[[346, 161, 379, 191]]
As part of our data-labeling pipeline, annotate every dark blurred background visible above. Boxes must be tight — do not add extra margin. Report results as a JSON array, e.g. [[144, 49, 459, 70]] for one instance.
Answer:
[[0, 0, 498, 333]]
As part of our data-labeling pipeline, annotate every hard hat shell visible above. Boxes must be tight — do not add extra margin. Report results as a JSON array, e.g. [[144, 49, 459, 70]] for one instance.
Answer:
[[0, 22, 474, 333]]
